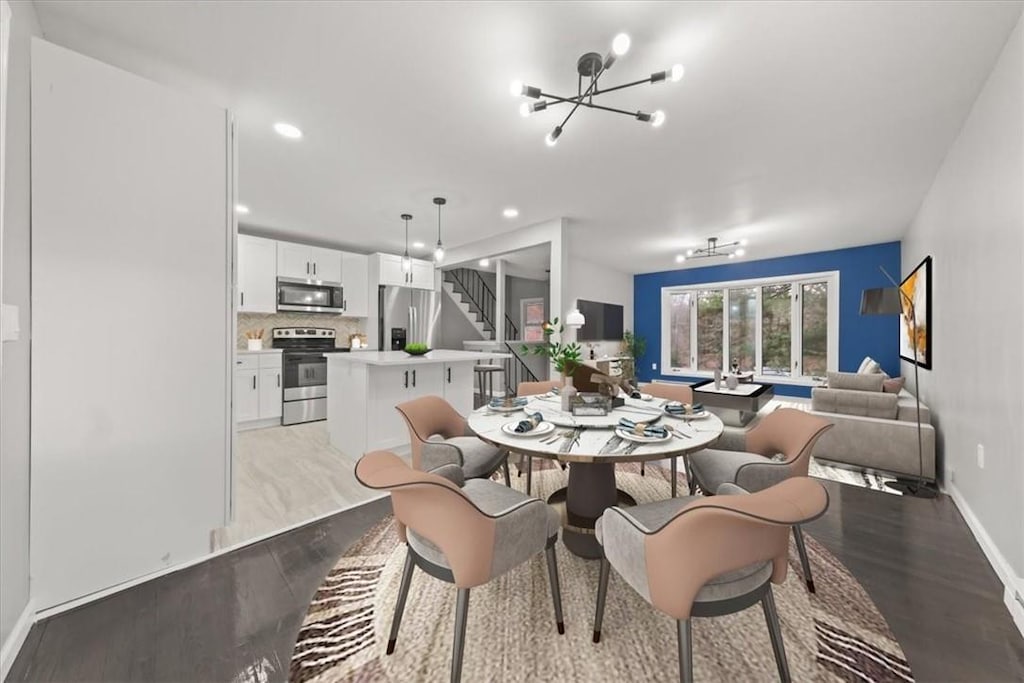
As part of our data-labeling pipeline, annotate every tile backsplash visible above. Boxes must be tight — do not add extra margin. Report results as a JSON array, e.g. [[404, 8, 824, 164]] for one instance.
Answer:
[[237, 312, 367, 349]]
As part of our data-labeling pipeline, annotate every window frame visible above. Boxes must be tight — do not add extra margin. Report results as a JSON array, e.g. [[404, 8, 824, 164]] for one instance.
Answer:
[[659, 271, 839, 386]]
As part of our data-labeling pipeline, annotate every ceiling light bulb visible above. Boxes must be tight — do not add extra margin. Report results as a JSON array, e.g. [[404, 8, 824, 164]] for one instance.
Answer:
[[519, 102, 531, 117], [736, 248, 746, 257], [509, 79, 524, 97], [402, 253, 412, 273], [434, 243, 445, 263], [728, 253, 736, 259], [273, 122, 302, 139], [686, 249, 694, 257], [675, 255, 686, 263], [412, 241, 425, 249], [479, 258, 490, 267], [503, 207, 519, 218], [612, 33, 631, 56], [651, 110, 666, 127], [235, 204, 250, 215], [740, 238, 749, 246], [670, 64, 685, 82], [545, 126, 562, 147]]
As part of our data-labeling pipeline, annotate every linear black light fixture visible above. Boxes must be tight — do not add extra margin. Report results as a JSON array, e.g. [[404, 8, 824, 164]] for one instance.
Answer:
[[675, 237, 748, 263], [511, 33, 684, 146]]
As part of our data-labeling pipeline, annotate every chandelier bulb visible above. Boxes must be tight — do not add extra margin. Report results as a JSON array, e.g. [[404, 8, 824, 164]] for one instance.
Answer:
[[670, 64, 685, 83], [612, 33, 631, 56], [519, 102, 531, 117], [651, 110, 666, 128], [545, 126, 562, 147], [509, 79, 524, 97]]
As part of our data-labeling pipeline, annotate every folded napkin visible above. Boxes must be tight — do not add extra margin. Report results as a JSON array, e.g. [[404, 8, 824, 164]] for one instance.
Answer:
[[665, 401, 704, 415], [490, 396, 529, 408], [515, 412, 544, 433], [618, 417, 668, 438]]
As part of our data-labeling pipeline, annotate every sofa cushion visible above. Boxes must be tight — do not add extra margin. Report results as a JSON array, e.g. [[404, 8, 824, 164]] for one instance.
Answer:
[[857, 356, 882, 374], [882, 377, 906, 393], [895, 390, 931, 424], [827, 371, 884, 393], [812, 387, 898, 419]]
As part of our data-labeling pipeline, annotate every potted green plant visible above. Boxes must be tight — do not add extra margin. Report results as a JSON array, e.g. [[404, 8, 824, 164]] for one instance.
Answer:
[[521, 318, 582, 409], [621, 329, 646, 361]]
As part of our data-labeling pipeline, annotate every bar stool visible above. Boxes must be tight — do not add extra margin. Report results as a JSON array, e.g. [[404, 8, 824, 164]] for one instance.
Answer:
[[473, 364, 504, 408]]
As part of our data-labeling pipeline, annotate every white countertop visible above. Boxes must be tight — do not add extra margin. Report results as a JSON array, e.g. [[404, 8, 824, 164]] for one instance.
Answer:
[[236, 348, 283, 355], [327, 349, 511, 366]]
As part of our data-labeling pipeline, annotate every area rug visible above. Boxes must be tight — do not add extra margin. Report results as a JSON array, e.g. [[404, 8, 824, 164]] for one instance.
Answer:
[[289, 465, 913, 682]]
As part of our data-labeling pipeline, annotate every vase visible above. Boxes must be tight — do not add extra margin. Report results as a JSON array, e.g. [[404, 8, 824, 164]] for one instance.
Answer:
[[713, 368, 722, 390], [560, 375, 577, 412]]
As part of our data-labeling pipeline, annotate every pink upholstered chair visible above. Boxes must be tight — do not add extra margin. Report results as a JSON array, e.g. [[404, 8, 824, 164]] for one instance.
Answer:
[[593, 477, 829, 682], [355, 450, 564, 683], [395, 395, 511, 486], [515, 380, 561, 493], [688, 408, 833, 592], [639, 382, 696, 487]]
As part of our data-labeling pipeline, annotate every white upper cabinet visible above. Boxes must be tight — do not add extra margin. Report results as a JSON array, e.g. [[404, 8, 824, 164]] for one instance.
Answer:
[[278, 241, 313, 280], [237, 235, 277, 313], [411, 259, 435, 290], [372, 253, 435, 289], [310, 246, 342, 283], [341, 252, 369, 317]]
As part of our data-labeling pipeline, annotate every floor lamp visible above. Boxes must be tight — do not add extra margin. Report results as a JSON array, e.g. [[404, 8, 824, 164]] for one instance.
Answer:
[[860, 267, 937, 498]]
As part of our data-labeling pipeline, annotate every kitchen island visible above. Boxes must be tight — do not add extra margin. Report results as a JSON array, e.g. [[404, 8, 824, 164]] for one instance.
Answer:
[[326, 350, 510, 456]]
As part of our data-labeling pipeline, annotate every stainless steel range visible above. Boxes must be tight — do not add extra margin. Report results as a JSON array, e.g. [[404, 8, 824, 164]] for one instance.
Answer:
[[272, 327, 349, 425]]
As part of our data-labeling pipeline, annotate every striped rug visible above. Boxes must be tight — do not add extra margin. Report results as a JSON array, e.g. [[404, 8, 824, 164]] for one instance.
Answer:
[[290, 464, 913, 682]]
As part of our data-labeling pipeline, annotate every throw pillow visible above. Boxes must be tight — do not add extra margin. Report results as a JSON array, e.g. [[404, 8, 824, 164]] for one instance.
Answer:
[[882, 377, 906, 394], [857, 356, 882, 374]]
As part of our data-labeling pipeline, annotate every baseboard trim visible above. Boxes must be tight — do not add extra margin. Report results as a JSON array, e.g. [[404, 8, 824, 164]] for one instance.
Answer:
[[947, 482, 1024, 638], [35, 493, 387, 621], [1, 599, 36, 681]]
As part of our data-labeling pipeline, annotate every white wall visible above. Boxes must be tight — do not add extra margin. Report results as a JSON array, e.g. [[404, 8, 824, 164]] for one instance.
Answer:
[[565, 253, 635, 358], [1, 0, 40, 664], [901, 13, 1023, 587]]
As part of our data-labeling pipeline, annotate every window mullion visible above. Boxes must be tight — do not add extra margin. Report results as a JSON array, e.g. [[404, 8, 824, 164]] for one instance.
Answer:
[[755, 286, 763, 376], [689, 294, 697, 370], [791, 283, 801, 377], [722, 288, 730, 374]]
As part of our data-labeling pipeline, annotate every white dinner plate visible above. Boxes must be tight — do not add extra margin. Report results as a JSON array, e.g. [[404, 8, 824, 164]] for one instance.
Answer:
[[637, 393, 653, 401], [664, 408, 711, 420], [489, 403, 527, 413], [501, 421, 556, 437], [615, 427, 672, 444]]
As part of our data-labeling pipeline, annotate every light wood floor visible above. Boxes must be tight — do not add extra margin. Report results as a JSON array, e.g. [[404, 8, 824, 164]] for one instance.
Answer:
[[212, 421, 384, 550]]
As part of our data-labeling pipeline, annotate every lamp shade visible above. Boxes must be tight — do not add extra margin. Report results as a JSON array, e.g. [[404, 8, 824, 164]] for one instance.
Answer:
[[860, 287, 902, 316], [565, 308, 586, 328]]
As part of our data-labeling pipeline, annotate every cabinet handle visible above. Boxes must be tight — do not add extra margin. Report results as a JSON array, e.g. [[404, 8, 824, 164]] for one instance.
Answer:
[[252, 376, 256, 390], [447, 367, 451, 383], [412, 369, 417, 387], [404, 370, 409, 388], [306, 261, 310, 275], [343, 299, 347, 310], [240, 291, 244, 307], [277, 373, 280, 388], [313, 262, 317, 276]]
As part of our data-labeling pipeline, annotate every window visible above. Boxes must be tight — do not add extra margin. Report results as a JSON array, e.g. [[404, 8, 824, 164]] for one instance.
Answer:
[[660, 272, 838, 383], [521, 298, 546, 342]]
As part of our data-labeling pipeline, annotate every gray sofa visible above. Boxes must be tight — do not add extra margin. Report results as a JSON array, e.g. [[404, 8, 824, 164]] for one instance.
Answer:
[[809, 371, 936, 481]]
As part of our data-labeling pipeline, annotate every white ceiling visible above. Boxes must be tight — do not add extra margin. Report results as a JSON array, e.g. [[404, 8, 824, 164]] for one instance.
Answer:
[[33, 1, 1022, 274]]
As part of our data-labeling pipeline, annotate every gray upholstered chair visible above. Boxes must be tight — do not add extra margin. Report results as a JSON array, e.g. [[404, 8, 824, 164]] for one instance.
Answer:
[[687, 408, 833, 592], [593, 478, 829, 682], [355, 450, 564, 683], [515, 379, 561, 493], [396, 395, 511, 486]]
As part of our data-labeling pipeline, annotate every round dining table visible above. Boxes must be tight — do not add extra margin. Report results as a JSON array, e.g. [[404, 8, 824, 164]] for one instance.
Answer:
[[468, 395, 724, 559]]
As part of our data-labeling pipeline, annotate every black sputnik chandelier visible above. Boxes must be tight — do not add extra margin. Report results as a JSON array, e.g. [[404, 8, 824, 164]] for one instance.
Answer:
[[510, 33, 684, 146]]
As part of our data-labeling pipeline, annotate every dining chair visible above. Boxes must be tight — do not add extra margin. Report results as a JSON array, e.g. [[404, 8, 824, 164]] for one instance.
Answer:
[[396, 395, 511, 486], [638, 382, 696, 488], [516, 380, 562, 493], [355, 450, 565, 683], [592, 477, 829, 682], [686, 408, 833, 592]]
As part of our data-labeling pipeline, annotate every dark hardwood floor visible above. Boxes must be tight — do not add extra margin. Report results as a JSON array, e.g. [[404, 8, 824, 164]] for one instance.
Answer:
[[7, 481, 1024, 682]]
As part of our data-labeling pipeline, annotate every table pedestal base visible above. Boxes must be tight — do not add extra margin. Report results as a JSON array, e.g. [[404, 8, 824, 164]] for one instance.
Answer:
[[546, 462, 635, 559]]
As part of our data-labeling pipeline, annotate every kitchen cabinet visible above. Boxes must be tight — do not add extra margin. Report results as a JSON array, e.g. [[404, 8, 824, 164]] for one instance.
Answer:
[[442, 362, 475, 416], [341, 252, 369, 317], [373, 253, 435, 289], [259, 367, 283, 418], [235, 352, 283, 429], [237, 235, 277, 313], [234, 368, 260, 422], [277, 242, 343, 283], [411, 259, 435, 290]]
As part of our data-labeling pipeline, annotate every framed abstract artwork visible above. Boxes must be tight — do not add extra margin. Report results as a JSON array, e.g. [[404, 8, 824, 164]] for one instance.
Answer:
[[899, 256, 932, 369]]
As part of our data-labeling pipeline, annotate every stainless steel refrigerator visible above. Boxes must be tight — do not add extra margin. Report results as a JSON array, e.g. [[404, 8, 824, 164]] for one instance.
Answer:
[[378, 285, 442, 350]]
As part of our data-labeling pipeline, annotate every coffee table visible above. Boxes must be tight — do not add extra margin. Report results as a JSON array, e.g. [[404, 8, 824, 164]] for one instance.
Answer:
[[468, 396, 723, 559], [692, 379, 775, 426]]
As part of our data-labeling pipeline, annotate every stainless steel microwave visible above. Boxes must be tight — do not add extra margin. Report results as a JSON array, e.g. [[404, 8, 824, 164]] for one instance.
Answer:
[[277, 278, 344, 314]]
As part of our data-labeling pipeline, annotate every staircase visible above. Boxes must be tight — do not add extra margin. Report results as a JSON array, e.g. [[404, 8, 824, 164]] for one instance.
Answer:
[[442, 268, 540, 389]]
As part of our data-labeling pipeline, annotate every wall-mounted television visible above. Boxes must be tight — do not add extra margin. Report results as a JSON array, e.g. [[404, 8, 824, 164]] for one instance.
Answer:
[[576, 299, 624, 341]]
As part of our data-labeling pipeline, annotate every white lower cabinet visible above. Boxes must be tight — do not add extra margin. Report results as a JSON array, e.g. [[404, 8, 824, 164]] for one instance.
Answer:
[[442, 362, 474, 416], [366, 363, 446, 450], [236, 352, 283, 429]]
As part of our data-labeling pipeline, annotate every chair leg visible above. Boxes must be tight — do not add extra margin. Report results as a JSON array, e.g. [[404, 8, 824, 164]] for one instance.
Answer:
[[761, 587, 791, 683], [501, 458, 511, 488], [671, 458, 678, 498], [640, 461, 646, 476], [592, 556, 611, 643], [792, 525, 815, 593], [451, 588, 470, 683], [387, 548, 416, 655], [545, 545, 565, 634], [677, 618, 693, 683], [686, 455, 697, 495], [526, 455, 533, 495]]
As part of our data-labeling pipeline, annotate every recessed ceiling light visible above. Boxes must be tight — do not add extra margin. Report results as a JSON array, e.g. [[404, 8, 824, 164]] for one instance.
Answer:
[[503, 208, 519, 218], [675, 254, 686, 263], [235, 204, 250, 215], [273, 122, 303, 139], [479, 258, 490, 267], [412, 241, 425, 249]]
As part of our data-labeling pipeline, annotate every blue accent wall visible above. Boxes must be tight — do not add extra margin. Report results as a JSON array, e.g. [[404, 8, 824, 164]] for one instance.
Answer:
[[633, 241, 901, 397]]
